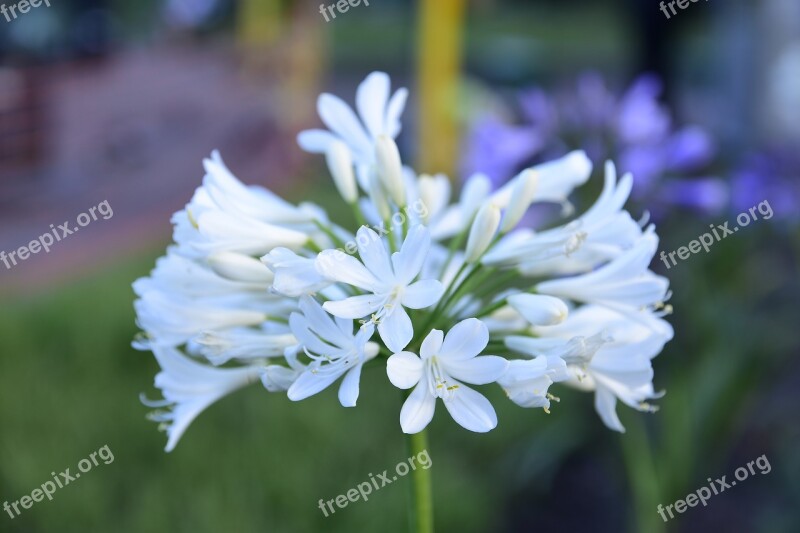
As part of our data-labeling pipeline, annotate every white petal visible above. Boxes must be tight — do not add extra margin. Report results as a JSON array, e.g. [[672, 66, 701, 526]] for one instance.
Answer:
[[387, 351, 424, 389], [419, 329, 444, 359], [338, 363, 363, 407], [318, 93, 372, 158], [297, 129, 338, 153], [443, 383, 498, 433], [287, 368, 344, 402], [378, 306, 413, 352], [391, 225, 431, 285], [316, 249, 382, 292], [507, 294, 569, 326], [402, 279, 445, 309], [595, 386, 625, 432], [289, 313, 339, 354], [323, 294, 383, 319], [299, 295, 353, 348], [400, 377, 436, 433], [385, 88, 408, 138], [439, 318, 489, 361], [356, 71, 390, 137], [442, 355, 508, 385], [356, 226, 394, 280]]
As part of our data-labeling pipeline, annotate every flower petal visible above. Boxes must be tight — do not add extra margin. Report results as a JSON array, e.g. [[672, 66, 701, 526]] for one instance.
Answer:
[[387, 351, 424, 389], [316, 250, 382, 292], [439, 318, 489, 361], [402, 279, 445, 309], [287, 368, 344, 402], [442, 355, 509, 385], [297, 129, 338, 153], [391, 225, 431, 285], [338, 363, 363, 407], [443, 383, 498, 433], [400, 377, 436, 433], [323, 294, 383, 319], [385, 88, 409, 138], [356, 226, 394, 281], [356, 71, 390, 138], [378, 306, 413, 352], [317, 93, 372, 159], [594, 386, 625, 432], [420, 329, 444, 359]]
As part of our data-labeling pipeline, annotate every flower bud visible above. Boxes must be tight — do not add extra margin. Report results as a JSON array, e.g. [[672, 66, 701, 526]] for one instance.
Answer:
[[501, 170, 538, 233], [417, 174, 449, 223], [368, 169, 392, 220], [375, 135, 405, 206], [325, 140, 358, 203], [465, 203, 501, 263], [507, 294, 568, 326], [208, 252, 274, 283]]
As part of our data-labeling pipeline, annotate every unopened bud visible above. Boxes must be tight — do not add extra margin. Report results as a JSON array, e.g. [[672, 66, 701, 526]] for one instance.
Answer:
[[208, 252, 274, 283], [501, 170, 538, 232], [507, 294, 568, 326], [325, 140, 358, 203], [465, 203, 501, 263], [375, 135, 405, 206], [368, 169, 392, 220]]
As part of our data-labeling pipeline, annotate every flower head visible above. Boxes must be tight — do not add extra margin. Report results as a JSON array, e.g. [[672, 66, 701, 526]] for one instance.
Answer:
[[387, 319, 508, 433], [316, 225, 444, 352]]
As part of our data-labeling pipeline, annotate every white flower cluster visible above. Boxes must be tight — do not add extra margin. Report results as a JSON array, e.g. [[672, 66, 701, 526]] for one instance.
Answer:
[[134, 72, 673, 452]]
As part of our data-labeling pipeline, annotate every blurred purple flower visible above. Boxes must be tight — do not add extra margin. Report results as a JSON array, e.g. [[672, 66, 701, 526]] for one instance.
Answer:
[[732, 147, 800, 222], [463, 73, 726, 216]]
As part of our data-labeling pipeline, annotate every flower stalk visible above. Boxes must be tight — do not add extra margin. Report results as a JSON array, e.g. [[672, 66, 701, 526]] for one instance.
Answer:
[[406, 425, 434, 533]]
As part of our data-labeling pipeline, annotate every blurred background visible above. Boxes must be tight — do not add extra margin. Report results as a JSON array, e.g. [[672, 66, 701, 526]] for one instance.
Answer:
[[1, 0, 798, 531]]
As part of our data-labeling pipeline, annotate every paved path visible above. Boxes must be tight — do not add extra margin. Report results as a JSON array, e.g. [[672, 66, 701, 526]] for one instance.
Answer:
[[0, 44, 309, 294]]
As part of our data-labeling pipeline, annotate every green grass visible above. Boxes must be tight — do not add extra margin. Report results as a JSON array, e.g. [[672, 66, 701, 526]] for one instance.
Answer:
[[0, 253, 540, 532]]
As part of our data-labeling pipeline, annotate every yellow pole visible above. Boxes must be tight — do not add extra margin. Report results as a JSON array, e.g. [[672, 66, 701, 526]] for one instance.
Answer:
[[417, 0, 467, 178]]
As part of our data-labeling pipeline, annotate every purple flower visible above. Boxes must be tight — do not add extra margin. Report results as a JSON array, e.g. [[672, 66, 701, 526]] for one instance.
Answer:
[[731, 147, 800, 222], [462, 72, 725, 216]]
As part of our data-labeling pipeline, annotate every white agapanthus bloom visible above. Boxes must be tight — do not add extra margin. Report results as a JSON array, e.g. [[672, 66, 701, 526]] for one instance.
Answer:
[[285, 296, 379, 407], [134, 71, 674, 452], [387, 319, 508, 433], [316, 225, 444, 352]]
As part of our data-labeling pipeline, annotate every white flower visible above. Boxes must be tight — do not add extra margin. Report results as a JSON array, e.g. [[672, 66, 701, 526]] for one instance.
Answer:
[[135, 71, 676, 450], [464, 203, 501, 263], [497, 358, 557, 410], [387, 318, 508, 433], [194, 328, 296, 366], [298, 72, 408, 189], [286, 296, 379, 407], [490, 150, 592, 214], [507, 294, 569, 326], [262, 247, 331, 297], [536, 230, 669, 319], [171, 151, 322, 260], [483, 161, 641, 271], [144, 345, 263, 452], [532, 305, 673, 431], [133, 252, 291, 347], [316, 225, 444, 352]]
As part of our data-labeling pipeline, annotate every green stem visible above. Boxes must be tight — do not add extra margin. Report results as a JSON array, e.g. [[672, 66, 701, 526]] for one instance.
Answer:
[[620, 417, 665, 533], [405, 427, 434, 533]]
